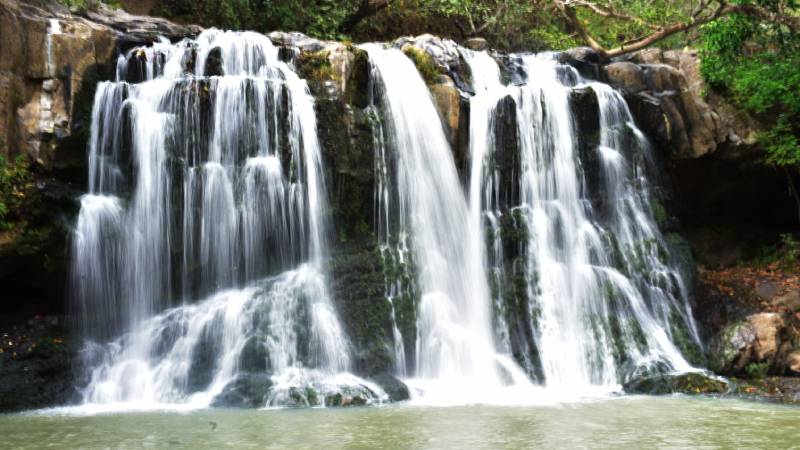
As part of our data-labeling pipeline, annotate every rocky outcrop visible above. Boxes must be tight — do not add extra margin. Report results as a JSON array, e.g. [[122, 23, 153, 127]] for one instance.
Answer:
[[708, 313, 795, 376], [603, 49, 759, 161], [0, 0, 198, 319], [0, 0, 198, 165]]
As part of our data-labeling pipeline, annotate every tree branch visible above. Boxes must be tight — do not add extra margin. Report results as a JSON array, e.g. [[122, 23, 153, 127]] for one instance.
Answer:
[[568, 0, 660, 30], [341, 0, 394, 33], [554, 0, 799, 59]]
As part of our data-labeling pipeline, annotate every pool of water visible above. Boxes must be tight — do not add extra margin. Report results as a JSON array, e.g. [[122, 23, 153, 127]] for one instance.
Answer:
[[1, 396, 797, 449]]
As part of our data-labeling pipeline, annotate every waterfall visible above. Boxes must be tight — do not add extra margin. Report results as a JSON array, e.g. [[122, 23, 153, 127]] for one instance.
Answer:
[[363, 45, 534, 404], [462, 50, 702, 394], [69, 29, 703, 409], [70, 29, 383, 409]]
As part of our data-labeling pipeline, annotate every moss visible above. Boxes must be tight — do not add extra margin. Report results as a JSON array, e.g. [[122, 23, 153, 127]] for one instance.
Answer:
[[305, 387, 320, 406], [624, 372, 728, 395], [325, 392, 343, 407], [649, 195, 669, 229], [296, 50, 334, 89], [401, 45, 443, 85], [328, 242, 396, 375], [668, 310, 704, 366]]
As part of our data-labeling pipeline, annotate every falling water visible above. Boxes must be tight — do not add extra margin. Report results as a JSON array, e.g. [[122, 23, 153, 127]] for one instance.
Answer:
[[363, 44, 534, 404], [46, 19, 61, 78], [70, 29, 383, 409], [462, 50, 701, 395]]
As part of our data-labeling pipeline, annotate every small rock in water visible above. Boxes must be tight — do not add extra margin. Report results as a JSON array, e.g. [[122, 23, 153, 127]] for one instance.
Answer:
[[464, 37, 488, 51]]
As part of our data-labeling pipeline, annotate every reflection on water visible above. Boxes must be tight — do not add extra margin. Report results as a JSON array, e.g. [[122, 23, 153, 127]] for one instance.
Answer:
[[2, 397, 798, 449]]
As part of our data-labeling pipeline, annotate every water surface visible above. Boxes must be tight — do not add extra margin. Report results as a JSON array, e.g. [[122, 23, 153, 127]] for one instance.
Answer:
[[2, 397, 797, 449]]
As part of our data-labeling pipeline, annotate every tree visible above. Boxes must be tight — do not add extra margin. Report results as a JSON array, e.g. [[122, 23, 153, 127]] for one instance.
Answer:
[[553, 0, 800, 58]]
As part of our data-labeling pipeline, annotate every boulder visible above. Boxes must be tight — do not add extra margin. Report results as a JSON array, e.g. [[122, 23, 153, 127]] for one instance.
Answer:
[[708, 313, 788, 375], [623, 371, 728, 395], [211, 373, 273, 408], [370, 373, 410, 402], [430, 74, 462, 147], [787, 351, 800, 375], [604, 62, 646, 93]]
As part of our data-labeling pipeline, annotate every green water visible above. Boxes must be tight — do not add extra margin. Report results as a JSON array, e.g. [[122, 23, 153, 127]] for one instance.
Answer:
[[1, 397, 797, 449]]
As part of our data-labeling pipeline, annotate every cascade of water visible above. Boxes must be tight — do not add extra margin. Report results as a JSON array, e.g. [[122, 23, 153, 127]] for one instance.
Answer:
[[70, 29, 374, 409], [363, 44, 534, 403], [462, 50, 701, 394], [46, 19, 61, 78]]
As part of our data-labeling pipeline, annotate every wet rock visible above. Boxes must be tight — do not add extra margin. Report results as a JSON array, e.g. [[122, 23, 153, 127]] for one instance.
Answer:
[[570, 86, 601, 210], [728, 376, 800, 404], [623, 371, 728, 395], [124, 48, 149, 83], [203, 47, 224, 77], [211, 373, 273, 408], [370, 373, 410, 402], [708, 313, 789, 375], [559, 47, 603, 80], [492, 94, 520, 208], [268, 31, 327, 53], [430, 74, 461, 147]]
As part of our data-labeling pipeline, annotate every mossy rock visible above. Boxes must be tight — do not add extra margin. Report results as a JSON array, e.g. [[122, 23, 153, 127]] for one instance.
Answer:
[[296, 49, 334, 91], [623, 371, 728, 395], [401, 45, 443, 85]]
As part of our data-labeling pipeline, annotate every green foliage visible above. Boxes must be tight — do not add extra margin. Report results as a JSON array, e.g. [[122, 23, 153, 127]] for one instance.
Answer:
[[58, 0, 120, 12], [401, 46, 442, 84], [745, 232, 800, 269], [153, 0, 353, 40], [745, 361, 770, 379], [699, 1, 800, 166], [297, 50, 334, 84], [575, 0, 695, 50], [0, 155, 31, 231]]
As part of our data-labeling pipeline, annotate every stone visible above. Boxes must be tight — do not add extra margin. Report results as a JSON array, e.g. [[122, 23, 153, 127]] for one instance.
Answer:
[[755, 281, 780, 301], [708, 313, 786, 375], [787, 351, 800, 375], [370, 373, 410, 402], [604, 62, 646, 93], [211, 373, 273, 408], [430, 74, 461, 147], [203, 47, 224, 77], [623, 371, 728, 395], [463, 37, 488, 51], [771, 290, 800, 312]]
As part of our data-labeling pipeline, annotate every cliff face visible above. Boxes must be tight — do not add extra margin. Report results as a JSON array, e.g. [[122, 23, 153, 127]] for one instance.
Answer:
[[0, 0, 198, 315], [0, 1, 797, 412]]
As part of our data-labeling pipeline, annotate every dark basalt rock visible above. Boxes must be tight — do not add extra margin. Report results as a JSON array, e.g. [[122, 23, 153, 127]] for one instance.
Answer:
[[203, 47, 224, 77], [559, 47, 605, 81], [492, 94, 520, 209], [370, 373, 410, 402], [211, 372, 273, 408], [570, 86, 602, 212]]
